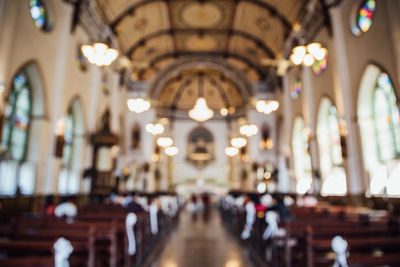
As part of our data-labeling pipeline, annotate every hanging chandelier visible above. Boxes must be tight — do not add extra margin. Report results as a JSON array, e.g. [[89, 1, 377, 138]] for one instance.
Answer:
[[225, 146, 239, 157], [240, 124, 258, 137], [81, 43, 119, 67], [255, 100, 279, 115], [165, 146, 179, 156], [145, 123, 164, 135], [189, 97, 214, 122], [289, 43, 327, 67], [157, 137, 173, 148], [127, 98, 151, 113], [231, 137, 247, 148]]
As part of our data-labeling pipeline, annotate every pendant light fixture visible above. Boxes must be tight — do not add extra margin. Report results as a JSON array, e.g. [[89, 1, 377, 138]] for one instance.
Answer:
[[188, 73, 214, 122], [81, 42, 119, 67]]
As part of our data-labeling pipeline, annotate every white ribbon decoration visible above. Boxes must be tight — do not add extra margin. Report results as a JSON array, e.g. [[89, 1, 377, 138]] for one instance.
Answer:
[[54, 237, 73, 267], [54, 203, 77, 218], [126, 213, 137, 255], [332, 235, 349, 267], [150, 204, 158, 234], [241, 202, 256, 240], [263, 211, 279, 240]]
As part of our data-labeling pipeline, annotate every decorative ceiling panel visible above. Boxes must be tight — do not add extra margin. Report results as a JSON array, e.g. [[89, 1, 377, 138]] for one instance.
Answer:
[[175, 33, 228, 52], [131, 35, 174, 62], [228, 35, 269, 64], [168, 0, 236, 29], [114, 2, 170, 52], [233, 2, 286, 55], [95, 0, 143, 22], [260, 0, 306, 23]]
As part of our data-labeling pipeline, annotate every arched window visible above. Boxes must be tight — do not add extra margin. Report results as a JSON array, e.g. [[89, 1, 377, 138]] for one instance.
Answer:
[[317, 98, 347, 196], [1, 72, 31, 161], [58, 98, 84, 195], [0, 70, 34, 196], [358, 65, 400, 196], [291, 117, 312, 194]]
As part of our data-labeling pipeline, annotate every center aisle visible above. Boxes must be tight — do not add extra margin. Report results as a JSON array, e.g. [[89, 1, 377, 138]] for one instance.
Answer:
[[150, 206, 254, 267]]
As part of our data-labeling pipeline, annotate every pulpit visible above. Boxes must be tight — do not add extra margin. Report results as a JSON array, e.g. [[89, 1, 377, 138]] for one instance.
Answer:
[[90, 109, 119, 195]]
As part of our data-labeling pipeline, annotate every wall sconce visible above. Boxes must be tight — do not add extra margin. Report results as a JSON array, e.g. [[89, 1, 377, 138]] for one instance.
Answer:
[[54, 117, 66, 158]]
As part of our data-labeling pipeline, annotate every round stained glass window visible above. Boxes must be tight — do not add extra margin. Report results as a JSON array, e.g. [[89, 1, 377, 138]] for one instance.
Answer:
[[351, 0, 376, 36], [29, 0, 51, 31], [291, 78, 302, 99], [312, 50, 328, 75]]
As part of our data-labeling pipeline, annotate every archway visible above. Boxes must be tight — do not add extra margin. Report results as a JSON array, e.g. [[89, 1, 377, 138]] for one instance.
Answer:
[[0, 62, 46, 195], [358, 64, 400, 196], [58, 97, 85, 194], [291, 116, 312, 194], [317, 97, 346, 196]]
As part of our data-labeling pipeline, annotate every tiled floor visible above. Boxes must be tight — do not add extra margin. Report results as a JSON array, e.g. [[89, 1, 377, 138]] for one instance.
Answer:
[[151, 207, 254, 267]]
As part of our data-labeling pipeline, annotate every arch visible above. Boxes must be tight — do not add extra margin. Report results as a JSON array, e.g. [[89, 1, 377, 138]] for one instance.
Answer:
[[316, 97, 347, 196], [357, 64, 400, 196], [0, 61, 46, 196], [143, 52, 267, 80], [58, 97, 85, 195], [291, 116, 312, 194], [149, 58, 253, 105]]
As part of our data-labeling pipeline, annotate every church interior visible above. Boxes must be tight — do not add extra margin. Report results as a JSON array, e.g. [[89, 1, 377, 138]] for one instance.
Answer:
[[1, 0, 400, 266]]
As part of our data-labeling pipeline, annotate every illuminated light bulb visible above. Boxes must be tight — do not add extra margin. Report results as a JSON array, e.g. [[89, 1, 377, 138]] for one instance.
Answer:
[[225, 146, 239, 157], [157, 137, 173, 148], [93, 43, 107, 55], [228, 107, 235, 114], [292, 45, 306, 57], [188, 97, 214, 122], [268, 100, 279, 111], [290, 53, 303, 65], [303, 53, 315, 67], [256, 100, 268, 113], [306, 43, 321, 57], [314, 47, 327, 61], [231, 137, 247, 148], [220, 108, 228, 116], [165, 146, 179, 156], [127, 98, 151, 113]]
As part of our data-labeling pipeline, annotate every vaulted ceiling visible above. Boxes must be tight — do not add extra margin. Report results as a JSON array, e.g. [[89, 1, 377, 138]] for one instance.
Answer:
[[94, 0, 309, 113]]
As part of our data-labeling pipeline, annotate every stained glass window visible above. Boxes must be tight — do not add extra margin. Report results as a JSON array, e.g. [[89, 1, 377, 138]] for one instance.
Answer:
[[290, 78, 302, 99], [351, 0, 376, 36], [77, 45, 88, 72], [373, 73, 400, 162], [29, 0, 50, 31], [312, 50, 328, 75], [61, 112, 74, 166], [1, 72, 31, 161]]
